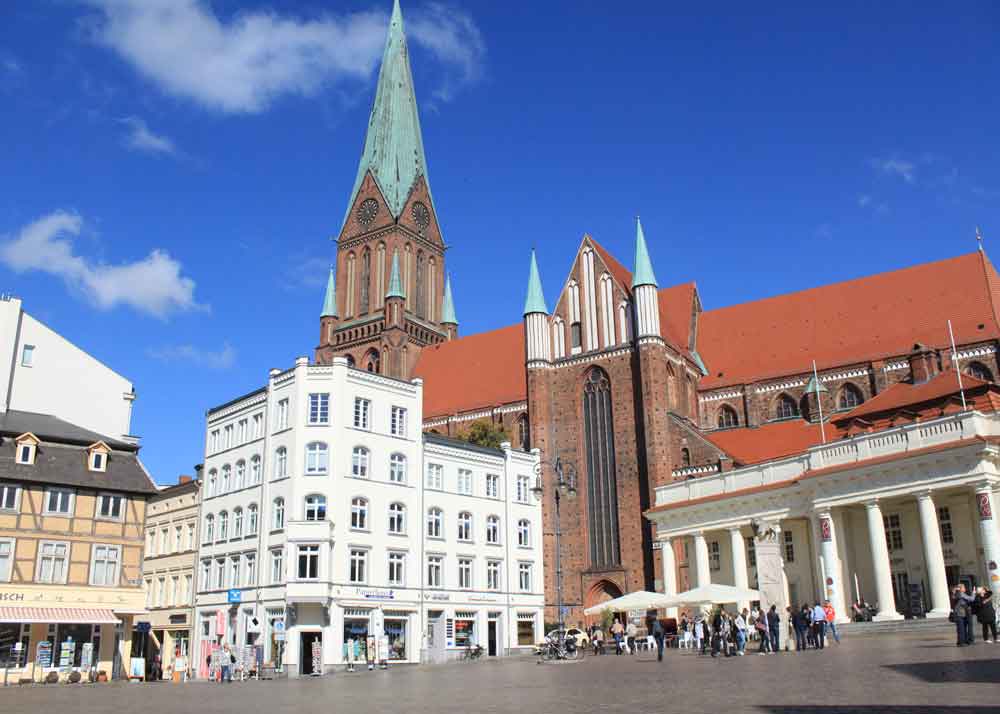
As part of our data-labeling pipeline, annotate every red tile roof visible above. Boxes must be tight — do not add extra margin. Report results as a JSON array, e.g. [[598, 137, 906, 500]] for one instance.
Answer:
[[589, 236, 633, 293], [697, 252, 1000, 389], [413, 323, 526, 419], [834, 370, 990, 423], [658, 282, 697, 354], [704, 419, 828, 465]]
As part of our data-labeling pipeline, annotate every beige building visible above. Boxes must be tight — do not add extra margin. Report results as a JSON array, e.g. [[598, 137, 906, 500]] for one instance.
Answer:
[[142, 475, 200, 678], [0, 411, 157, 681]]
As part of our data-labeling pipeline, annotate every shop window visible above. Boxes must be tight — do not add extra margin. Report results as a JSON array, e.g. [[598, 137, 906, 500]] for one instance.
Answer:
[[453, 614, 475, 648], [517, 615, 536, 646]]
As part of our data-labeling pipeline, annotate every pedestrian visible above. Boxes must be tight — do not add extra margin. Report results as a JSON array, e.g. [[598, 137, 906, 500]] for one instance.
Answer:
[[694, 616, 705, 654], [767, 606, 780, 653], [756, 611, 770, 655], [974, 587, 997, 643], [678, 614, 691, 650], [734, 608, 748, 656], [592, 625, 604, 655], [749, 606, 760, 642], [811, 602, 827, 650], [611, 618, 625, 655], [789, 606, 806, 652], [953, 584, 975, 646], [651, 617, 665, 662], [803, 605, 815, 648], [625, 620, 638, 655], [823, 601, 841, 645], [221, 644, 233, 683]]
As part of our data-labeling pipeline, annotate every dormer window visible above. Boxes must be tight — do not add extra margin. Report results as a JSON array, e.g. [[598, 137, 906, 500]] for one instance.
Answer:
[[87, 442, 111, 472], [14, 433, 39, 465]]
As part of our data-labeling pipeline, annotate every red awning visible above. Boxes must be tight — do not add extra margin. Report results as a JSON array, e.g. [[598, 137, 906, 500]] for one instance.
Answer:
[[0, 607, 120, 624]]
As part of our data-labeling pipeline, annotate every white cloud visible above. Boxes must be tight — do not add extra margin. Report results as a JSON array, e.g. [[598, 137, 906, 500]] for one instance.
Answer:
[[0, 211, 202, 318], [870, 157, 917, 183], [408, 3, 486, 104], [147, 342, 235, 369], [120, 116, 176, 156]]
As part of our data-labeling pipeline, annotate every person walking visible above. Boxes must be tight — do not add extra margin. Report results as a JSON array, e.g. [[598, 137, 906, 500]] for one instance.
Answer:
[[220, 644, 234, 683], [811, 602, 827, 650], [651, 617, 665, 662], [591, 626, 604, 655], [823, 601, 841, 645], [611, 618, 625, 655], [756, 611, 770, 655], [694, 616, 706, 654], [678, 614, 690, 650], [767, 605, 781, 653], [953, 585, 975, 646], [734, 608, 748, 656], [625, 620, 638, 655], [974, 587, 997, 643]]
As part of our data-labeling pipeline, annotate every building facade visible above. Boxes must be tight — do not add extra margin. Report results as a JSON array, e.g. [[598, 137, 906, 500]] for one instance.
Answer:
[[192, 356, 542, 677], [142, 475, 200, 678]]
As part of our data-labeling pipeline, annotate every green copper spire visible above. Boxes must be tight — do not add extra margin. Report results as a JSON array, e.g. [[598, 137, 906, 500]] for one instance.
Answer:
[[441, 273, 458, 325], [341, 0, 433, 232], [386, 249, 405, 299], [321, 265, 338, 317], [804, 375, 828, 395], [632, 217, 659, 289], [523, 250, 548, 316]]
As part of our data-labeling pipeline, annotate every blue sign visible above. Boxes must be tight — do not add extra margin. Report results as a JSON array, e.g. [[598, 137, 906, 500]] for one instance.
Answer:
[[135, 621, 151, 634], [227, 589, 242, 603]]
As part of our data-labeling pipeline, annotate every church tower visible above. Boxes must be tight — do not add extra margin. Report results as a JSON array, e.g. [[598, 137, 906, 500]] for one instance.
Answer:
[[315, 0, 454, 378]]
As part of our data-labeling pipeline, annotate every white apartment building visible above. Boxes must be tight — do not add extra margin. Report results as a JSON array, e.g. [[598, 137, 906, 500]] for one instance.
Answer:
[[192, 357, 542, 677]]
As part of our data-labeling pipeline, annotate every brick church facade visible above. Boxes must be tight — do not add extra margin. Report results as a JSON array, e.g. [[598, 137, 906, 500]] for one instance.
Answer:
[[317, 1, 1000, 625]]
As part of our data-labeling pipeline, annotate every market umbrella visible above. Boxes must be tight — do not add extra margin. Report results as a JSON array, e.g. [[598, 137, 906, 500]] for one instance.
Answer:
[[657, 584, 762, 608], [583, 590, 668, 616]]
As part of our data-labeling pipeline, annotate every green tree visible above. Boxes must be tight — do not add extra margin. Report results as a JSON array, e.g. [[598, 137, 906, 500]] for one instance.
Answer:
[[461, 420, 509, 449]]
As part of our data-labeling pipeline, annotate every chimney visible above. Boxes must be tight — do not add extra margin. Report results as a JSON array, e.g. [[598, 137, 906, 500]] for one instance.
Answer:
[[908, 343, 940, 385], [178, 475, 193, 485]]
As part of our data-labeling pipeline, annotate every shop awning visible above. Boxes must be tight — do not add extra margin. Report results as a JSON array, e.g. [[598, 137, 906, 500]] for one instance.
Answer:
[[0, 607, 120, 624]]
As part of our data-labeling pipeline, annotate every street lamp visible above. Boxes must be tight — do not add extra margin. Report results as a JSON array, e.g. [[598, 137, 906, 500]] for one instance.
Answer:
[[532, 457, 577, 631]]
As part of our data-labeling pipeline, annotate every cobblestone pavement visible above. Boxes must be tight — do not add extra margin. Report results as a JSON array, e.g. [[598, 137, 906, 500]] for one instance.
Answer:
[[2, 630, 999, 714]]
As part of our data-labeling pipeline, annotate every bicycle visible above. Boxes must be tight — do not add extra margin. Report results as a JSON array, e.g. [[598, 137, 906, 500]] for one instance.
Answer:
[[539, 630, 581, 661], [462, 643, 484, 661]]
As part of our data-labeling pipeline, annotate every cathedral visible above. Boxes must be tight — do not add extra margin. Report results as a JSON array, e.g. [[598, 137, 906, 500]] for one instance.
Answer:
[[319, 1, 1000, 625]]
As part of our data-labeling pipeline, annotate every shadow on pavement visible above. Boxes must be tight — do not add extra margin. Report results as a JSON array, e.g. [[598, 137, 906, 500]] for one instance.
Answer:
[[883, 658, 1000, 684]]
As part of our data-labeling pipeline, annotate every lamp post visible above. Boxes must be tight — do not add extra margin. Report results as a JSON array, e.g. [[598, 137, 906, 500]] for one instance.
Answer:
[[532, 457, 577, 631]]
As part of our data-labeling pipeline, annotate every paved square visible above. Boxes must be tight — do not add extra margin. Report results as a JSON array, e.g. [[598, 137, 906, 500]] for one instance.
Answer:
[[2, 630, 998, 714]]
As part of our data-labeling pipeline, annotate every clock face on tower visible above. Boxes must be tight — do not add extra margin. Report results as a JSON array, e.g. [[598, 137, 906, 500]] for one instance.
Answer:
[[411, 201, 430, 231], [357, 198, 379, 226]]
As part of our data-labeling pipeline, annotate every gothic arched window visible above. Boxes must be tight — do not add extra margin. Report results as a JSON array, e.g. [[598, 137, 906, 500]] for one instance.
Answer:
[[415, 250, 426, 318], [967, 361, 994, 382], [365, 349, 380, 374], [775, 394, 799, 420], [516, 414, 529, 450], [680, 448, 691, 467], [838, 384, 863, 410], [582, 367, 620, 567], [359, 247, 371, 314], [717, 405, 739, 429]]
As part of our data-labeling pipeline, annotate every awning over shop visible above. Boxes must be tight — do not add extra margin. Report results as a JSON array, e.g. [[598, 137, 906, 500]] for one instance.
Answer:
[[0, 607, 120, 624]]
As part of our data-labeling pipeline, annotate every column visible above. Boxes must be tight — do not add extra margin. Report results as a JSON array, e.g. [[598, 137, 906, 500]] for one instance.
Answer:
[[915, 492, 952, 617], [728, 527, 749, 610], [974, 483, 1000, 589], [660, 538, 678, 619], [692, 532, 711, 588], [864, 500, 903, 621], [815, 510, 849, 623]]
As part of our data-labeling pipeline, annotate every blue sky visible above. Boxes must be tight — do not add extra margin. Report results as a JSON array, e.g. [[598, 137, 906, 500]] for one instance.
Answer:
[[1, 1, 998, 484]]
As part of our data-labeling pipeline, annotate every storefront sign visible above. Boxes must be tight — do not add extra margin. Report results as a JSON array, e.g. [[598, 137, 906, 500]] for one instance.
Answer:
[[0, 592, 25, 601], [356, 588, 395, 601], [227, 589, 242, 604], [135, 621, 151, 634], [469, 596, 499, 603], [424, 593, 450, 601], [35, 641, 52, 669]]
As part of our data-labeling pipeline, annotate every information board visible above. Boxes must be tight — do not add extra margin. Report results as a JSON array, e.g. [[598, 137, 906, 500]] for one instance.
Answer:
[[35, 641, 52, 669], [59, 641, 75, 669], [80, 643, 94, 672], [310, 640, 322, 677]]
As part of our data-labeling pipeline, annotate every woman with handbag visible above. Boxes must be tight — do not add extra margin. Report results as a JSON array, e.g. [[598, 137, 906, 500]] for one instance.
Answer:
[[975, 587, 997, 643]]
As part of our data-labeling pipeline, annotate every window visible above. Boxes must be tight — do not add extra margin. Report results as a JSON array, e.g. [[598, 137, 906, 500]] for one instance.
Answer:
[[298, 545, 319, 580], [146, 530, 155, 556], [388, 502, 406, 534], [174, 525, 182, 552], [276, 399, 289, 431], [36, 541, 69, 583], [229, 556, 241, 589], [172, 576, 181, 605], [457, 469, 473, 495], [270, 549, 284, 584], [746, 537, 756, 568], [20, 344, 34, 367], [425, 463, 443, 490], [221, 464, 231, 493], [517, 414, 528, 450], [426, 555, 443, 588], [247, 504, 258, 535], [485, 474, 499, 499], [487, 560, 501, 591], [967, 361, 994, 382], [391, 406, 407, 436], [352, 446, 370, 478], [215, 558, 225, 589], [518, 562, 533, 591], [15, 442, 35, 465], [237, 419, 247, 443], [252, 413, 263, 439], [308, 393, 330, 425], [187, 523, 195, 550], [516, 475, 530, 503], [458, 558, 473, 589], [274, 447, 288, 479], [351, 497, 369, 530], [0, 539, 13, 582], [203, 515, 214, 543], [210, 430, 219, 453], [427, 508, 443, 538], [709, 541, 721, 571], [304, 495, 326, 521], [486, 515, 501, 545], [305, 442, 329, 475], [273, 498, 285, 529], [158, 576, 167, 606], [389, 453, 407, 483], [0, 483, 17, 511], [200, 559, 211, 591], [717, 405, 739, 429], [457, 512, 473, 542], [250, 455, 261, 484], [245, 554, 256, 586], [221, 425, 232, 449], [90, 544, 120, 586], [838, 384, 863, 410], [44, 488, 73, 515], [775, 394, 799, 420], [233, 508, 244, 538], [938, 506, 954, 544], [349, 549, 368, 584], [207, 470, 217, 497], [571, 322, 582, 349], [160, 528, 169, 554], [388, 552, 405, 586], [235, 461, 246, 489], [218, 511, 228, 540], [883, 514, 903, 551], [353, 398, 371, 430], [680, 448, 691, 468], [783, 530, 795, 562], [517, 519, 531, 547]]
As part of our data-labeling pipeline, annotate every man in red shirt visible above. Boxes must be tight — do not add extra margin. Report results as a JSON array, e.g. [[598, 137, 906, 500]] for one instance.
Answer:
[[823, 601, 841, 644]]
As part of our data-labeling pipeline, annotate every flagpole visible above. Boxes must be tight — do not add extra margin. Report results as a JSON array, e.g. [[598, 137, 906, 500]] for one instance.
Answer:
[[813, 359, 826, 444], [947, 319, 967, 410]]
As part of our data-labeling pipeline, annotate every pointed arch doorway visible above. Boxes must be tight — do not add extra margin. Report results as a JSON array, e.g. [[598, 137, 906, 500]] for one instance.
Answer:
[[584, 580, 624, 623]]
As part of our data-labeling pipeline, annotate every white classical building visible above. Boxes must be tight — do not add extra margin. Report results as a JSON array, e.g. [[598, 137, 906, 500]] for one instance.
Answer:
[[192, 357, 543, 676], [647, 372, 1000, 624]]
